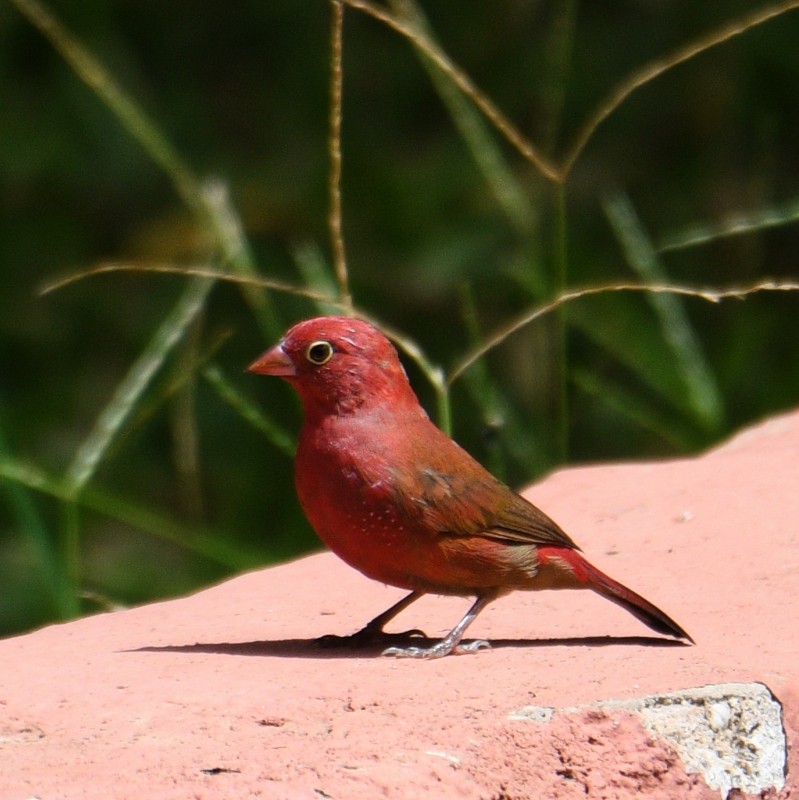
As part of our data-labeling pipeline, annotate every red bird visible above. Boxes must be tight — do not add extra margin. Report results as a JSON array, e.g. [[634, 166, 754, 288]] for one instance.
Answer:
[[248, 316, 692, 658]]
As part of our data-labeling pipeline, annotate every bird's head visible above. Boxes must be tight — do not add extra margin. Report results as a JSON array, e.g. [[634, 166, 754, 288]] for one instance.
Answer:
[[248, 316, 422, 418]]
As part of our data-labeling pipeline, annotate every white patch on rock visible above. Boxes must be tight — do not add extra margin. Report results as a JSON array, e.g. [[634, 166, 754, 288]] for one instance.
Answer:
[[511, 682, 785, 796]]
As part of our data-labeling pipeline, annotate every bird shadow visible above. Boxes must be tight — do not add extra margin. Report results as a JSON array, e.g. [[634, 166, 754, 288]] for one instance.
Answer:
[[128, 634, 690, 660]]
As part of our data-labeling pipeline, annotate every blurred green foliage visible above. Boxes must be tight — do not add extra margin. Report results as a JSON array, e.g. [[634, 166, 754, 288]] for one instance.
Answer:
[[1, 0, 798, 637]]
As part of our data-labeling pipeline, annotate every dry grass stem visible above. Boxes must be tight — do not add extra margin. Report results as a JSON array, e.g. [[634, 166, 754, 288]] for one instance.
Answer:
[[448, 280, 799, 385], [328, 0, 352, 311], [8, 0, 205, 218], [344, 0, 559, 181], [561, 0, 799, 177], [345, 0, 799, 183], [39, 263, 341, 306]]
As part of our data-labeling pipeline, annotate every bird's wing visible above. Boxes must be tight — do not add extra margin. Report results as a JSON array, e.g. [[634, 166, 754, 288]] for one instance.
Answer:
[[399, 463, 579, 550], [376, 424, 579, 550]]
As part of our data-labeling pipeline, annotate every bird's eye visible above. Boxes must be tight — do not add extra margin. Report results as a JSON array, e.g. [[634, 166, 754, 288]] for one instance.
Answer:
[[305, 340, 334, 365]]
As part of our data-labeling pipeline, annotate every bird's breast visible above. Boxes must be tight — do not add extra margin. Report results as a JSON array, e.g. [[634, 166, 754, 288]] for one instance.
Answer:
[[294, 419, 424, 589], [293, 414, 543, 595]]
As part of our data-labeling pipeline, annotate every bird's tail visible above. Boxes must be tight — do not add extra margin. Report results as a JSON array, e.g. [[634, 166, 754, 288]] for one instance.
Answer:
[[537, 546, 693, 643]]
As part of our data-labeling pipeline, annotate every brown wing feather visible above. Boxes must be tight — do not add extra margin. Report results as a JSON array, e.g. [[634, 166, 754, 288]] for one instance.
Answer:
[[389, 423, 579, 551]]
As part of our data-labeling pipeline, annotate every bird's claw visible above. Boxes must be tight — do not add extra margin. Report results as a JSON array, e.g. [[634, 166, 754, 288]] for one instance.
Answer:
[[382, 638, 492, 659], [315, 627, 429, 650]]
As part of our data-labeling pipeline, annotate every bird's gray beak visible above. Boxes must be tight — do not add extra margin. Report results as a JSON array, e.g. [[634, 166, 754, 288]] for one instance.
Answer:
[[247, 343, 296, 377]]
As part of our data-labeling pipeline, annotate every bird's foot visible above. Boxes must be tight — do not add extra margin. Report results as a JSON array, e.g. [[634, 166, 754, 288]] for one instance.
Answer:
[[315, 626, 428, 650], [382, 638, 492, 659]]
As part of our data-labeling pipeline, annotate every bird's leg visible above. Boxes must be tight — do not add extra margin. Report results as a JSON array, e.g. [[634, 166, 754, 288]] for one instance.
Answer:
[[382, 593, 496, 659], [315, 590, 428, 649]]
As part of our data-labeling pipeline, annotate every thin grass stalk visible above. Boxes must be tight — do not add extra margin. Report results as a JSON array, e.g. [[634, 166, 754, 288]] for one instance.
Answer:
[[345, 0, 799, 185], [570, 368, 698, 452], [171, 322, 204, 518], [328, 0, 352, 311], [390, 0, 535, 234], [344, 0, 559, 181], [604, 193, 723, 431], [291, 242, 343, 316], [459, 285, 511, 480], [201, 179, 280, 339], [58, 501, 82, 616], [538, 0, 578, 157], [659, 192, 799, 252], [108, 328, 230, 440], [9, 0, 275, 334], [0, 417, 75, 617], [0, 456, 259, 569], [7, 0, 204, 218], [64, 277, 213, 497], [560, 0, 799, 177], [448, 280, 799, 385], [40, 263, 338, 304], [203, 365, 296, 458], [553, 183, 570, 462]]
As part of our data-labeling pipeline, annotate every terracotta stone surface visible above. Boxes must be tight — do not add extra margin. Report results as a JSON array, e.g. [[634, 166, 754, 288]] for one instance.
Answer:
[[2, 410, 797, 799]]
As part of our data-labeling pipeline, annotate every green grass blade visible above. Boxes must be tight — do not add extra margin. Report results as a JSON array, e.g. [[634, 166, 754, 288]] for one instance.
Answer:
[[201, 179, 282, 340], [9, 0, 204, 220], [65, 277, 214, 497], [203, 364, 295, 458], [603, 192, 724, 432], [659, 193, 799, 252], [58, 500, 82, 617], [458, 285, 551, 480], [10, 0, 277, 338], [0, 456, 260, 570], [0, 413, 77, 618], [291, 241, 342, 316], [571, 368, 704, 452], [389, 0, 536, 235]]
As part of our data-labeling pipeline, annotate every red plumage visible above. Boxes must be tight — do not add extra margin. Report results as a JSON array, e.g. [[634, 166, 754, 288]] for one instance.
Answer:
[[248, 316, 692, 658]]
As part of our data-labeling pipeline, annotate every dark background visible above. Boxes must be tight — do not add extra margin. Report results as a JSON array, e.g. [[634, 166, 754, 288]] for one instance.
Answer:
[[2, 1, 798, 636]]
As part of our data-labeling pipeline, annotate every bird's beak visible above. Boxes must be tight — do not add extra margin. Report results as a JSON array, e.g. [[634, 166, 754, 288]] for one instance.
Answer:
[[247, 343, 296, 377]]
